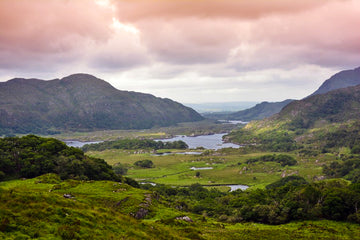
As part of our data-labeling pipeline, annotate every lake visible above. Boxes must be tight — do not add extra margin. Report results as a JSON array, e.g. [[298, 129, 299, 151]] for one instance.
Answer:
[[228, 185, 249, 191], [159, 133, 239, 150], [218, 120, 248, 124], [65, 133, 239, 150], [152, 151, 203, 156]]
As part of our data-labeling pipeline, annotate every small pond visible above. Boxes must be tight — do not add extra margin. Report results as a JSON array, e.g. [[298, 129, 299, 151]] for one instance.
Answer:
[[64, 140, 102, 148]]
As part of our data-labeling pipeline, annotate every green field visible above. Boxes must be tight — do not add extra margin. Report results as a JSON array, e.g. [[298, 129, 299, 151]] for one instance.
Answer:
[[87, 148, 338, 189]]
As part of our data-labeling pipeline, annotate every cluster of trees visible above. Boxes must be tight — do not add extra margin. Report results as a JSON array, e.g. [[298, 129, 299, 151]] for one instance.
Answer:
[[0, 135, 118, 181], [323, 156, 360, 183], [143, 177, 360, 225], [82, 139, 188, 152], [227, 129, 297, 152], [321, 126, 360, 152], [246, 154, 297, 167]]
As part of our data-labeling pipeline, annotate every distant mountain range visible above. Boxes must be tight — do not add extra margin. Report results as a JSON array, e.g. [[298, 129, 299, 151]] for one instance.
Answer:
[[0, 74, 203, 134], [204, 100, 293, 122], [185, 101, 258, 113], [207, 66, 360, 121]]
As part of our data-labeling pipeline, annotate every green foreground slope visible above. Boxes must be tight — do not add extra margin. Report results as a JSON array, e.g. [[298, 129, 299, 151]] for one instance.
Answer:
[[1, 175, 360, 240]]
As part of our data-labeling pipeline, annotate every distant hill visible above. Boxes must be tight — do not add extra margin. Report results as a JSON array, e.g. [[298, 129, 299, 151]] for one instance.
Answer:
[[204, 99, 293, 121], [310, 66, 360, 96], [185, 101, 258, 113], [227, 99, 293, 121], [0, 74, 203, 134]]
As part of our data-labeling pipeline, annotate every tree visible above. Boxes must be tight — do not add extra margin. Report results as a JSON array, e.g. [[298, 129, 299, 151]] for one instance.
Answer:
[[113, 163, 128, 175], [134, 160, 154, 168]]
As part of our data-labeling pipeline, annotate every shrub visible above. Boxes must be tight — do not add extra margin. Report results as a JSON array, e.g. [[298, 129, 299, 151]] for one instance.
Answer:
[[134, 160, 154, 168]]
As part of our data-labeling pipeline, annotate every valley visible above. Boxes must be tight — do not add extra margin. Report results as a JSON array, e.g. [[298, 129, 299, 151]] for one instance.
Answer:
[[1, 68, 360, 239]]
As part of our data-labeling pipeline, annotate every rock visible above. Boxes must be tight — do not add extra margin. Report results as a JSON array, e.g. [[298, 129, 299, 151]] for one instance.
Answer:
[[115, 197, 129, 206], [176, 216, 193, 222], [134, 208, 149, 219], [63, 194, 74, 199]]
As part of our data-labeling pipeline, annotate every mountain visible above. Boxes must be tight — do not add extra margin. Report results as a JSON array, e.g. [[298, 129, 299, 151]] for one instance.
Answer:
[[207, 66, 360, 122], [310, 66, 360, 96], [226, 99, 293, 121], [277, 85, 360, 127], [204, 99, 293, 121], [226, 84, 360, 152], [0, 73, 203, 134]]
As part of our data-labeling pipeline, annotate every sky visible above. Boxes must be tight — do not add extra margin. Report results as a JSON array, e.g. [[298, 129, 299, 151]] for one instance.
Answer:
[[0, 0, 359, 104]]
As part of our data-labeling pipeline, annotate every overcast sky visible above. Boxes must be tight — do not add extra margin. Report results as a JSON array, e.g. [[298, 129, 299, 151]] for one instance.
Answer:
[[1, 0, 359, 103]]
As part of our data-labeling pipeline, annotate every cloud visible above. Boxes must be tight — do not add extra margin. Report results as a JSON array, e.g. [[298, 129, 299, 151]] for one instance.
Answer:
[[0, 0, 113, 69], [113, 0, 336, 21], [110, 0, 360, 68], [136, 18, 241, 64], [0, 0, 359, 103], [88, 19, 150, 70]]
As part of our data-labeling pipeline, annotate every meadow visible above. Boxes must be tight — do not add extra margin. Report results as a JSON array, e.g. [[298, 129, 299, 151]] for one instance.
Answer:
[[87, 148, 338, 189]]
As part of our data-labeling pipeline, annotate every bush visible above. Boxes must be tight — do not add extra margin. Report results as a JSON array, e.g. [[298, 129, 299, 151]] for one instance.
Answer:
[[266, 176, 308, 190], [113, 163, 128, 175], [246, 154, 297, 167], [134, 160, 154, 168]]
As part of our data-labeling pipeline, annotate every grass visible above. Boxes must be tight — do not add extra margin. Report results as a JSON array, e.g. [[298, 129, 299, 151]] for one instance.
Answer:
[[86, 149, 338, 189], [1, 175, 360, 239]]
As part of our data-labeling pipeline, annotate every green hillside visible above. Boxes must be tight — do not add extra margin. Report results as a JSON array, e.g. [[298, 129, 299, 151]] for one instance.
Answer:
[[226, 84, 360, 152], [0, 74, 203, 135]]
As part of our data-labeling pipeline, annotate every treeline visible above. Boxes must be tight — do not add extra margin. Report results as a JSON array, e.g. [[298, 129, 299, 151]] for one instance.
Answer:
[[0, 135, 118, 181], [82, 138, 188, 152], [246, 154, 297, 167], [143, 177, 360, 225]]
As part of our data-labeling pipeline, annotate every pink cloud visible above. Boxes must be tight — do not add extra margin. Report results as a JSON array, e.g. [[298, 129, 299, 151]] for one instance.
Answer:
[[136, 18, 240, 64], [0, 0, 114, 69], [113, 0, 336, 21], [0, 0, 358, 80], [0, 0, 114, 51]]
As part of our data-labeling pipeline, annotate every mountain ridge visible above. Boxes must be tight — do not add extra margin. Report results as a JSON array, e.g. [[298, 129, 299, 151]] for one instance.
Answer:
[[0, 73, 203, 134], [310, 66, 360, 96]]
